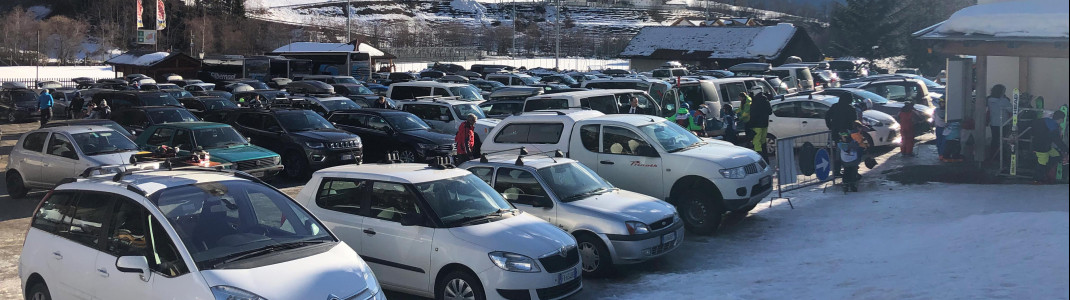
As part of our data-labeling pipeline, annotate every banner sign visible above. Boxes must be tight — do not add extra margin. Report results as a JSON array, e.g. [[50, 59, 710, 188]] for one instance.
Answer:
[[136, 0, 144, 28], [156, 0, 166, 30]]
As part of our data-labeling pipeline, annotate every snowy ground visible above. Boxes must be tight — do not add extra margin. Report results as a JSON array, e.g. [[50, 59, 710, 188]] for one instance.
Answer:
[[0, 66, 116, 80], [579, 182, 1069, 299], [393, 57, 630, 72]]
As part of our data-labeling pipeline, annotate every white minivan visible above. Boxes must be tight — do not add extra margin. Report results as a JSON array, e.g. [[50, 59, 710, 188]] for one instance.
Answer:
[[296, 161, 583, 300], [19, 168, 384, 300], [388, 81, 485, 101]]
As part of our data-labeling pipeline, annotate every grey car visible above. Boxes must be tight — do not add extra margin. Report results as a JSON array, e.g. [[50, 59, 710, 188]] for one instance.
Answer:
[[461, 154, 683, 277]]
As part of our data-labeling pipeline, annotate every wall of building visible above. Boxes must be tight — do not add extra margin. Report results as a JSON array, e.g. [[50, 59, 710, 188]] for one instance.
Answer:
[[630, 59, 670, 72], [984, 56, 1069, 110]]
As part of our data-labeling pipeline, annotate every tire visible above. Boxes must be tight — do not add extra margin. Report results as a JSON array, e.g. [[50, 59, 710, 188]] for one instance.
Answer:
[[436, 270, 486, 300], [25, 281, 51, 300], [7, 111, 18, 124], [678, 183, 725, 235], [397, 148, 421, 163], [283, 152, 310, 179], [7, 171, 29, 199], [576, 234, 614, 277]]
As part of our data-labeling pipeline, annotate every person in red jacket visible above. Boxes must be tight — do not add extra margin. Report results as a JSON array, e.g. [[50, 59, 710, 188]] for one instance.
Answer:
[[455, 113, 478, 162], [898, 101, 919, 156]]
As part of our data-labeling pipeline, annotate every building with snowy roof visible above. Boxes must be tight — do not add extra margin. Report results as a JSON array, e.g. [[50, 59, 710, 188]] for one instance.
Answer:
[[104, 51, 202, 80], [914, 0, 1068, 164], [268, 41, 396, 81], [619, 23, 822, 71]]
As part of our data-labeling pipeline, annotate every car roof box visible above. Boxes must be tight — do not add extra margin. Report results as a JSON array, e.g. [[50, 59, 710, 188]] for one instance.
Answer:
[[2, 82, 29, 90], [728, 63, 772, 73]]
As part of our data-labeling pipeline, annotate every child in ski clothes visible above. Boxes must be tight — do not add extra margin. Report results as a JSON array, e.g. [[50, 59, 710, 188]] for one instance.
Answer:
[[721, 103, 737, 144], [838, 132, 864, 187], [898, 101, 919, 156], [1029, 110, 1068, 184]]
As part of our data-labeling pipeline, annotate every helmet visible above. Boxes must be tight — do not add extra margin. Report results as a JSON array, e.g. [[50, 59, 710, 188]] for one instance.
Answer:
[[749, 86, 763, 93]]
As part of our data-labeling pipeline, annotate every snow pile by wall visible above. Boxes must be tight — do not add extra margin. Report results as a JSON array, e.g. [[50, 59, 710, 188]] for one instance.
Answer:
[[936, 0, 1069, 37]]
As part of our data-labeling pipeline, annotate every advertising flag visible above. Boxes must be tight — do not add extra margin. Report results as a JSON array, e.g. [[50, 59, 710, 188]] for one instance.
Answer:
[[156, 0, 166, 30], [136, 0, 143, 28]]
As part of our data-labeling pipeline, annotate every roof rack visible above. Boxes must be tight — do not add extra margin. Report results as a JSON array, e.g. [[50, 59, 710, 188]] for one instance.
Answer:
[[413, 96, 461, 102], [428, 156, 455, 169]]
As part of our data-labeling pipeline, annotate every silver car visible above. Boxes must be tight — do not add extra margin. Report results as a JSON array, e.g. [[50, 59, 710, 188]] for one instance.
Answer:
[[461, 154, 684, 277], [5, 126, 146, 198]]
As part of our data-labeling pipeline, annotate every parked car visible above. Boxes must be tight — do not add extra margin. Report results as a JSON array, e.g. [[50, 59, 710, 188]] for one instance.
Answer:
[[813, 88, 934, 133], [828, 59, 870, 80], [5, 126, 141, 198], [479, 110, 773, 234], [295, 161, 582, 300], [154, 83, 182, 91], [168, 78, 204, 87], [1, 82, 42, 123], [287, 95, 363, 116], [41, 119, 135, 139], [178, 96, 240, 118], [110, 106, 201, 136], [134, 122, 284, 178], [232, 89, 289, 106], [539, 74, 581, 88], [19, 167, 385, 300], [436, 74, 470, 84], [487, 86, 546, 102], [842, 74, 945, 95], [396, 98, 499, 139], [469, 79, 507, 94], [650, 68, 689, 80], [183, 82, 216, 93], [580, 78, 673, 103], [387, 81, 485, 101], [523, 89, 666, 117], [765, 94, 901, 155], [327, 109, 455, 163], [841, 77, 936, 107], [91, 90, 183, 110], [188, 90, 234, 101], [461, 154, 683, 276], [220, 108, 363, 178], [479, 99, 526, 119], [485, 73, 538, 86]]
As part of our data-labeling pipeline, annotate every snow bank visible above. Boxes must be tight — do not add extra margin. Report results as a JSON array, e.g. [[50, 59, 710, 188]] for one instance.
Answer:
[[391, 58, 629, 72], [936, 0, 1070, 37], [586, 184, 1069, 299], [106, 52, 171, 66], [0, 66, 115, 79]]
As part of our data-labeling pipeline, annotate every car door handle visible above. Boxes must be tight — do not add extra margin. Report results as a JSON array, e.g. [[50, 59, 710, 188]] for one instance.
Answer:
[[52, 252, 62, 260], [97, 268, 109, 277], [362, 229, 376, 235], [599, 160, 614, 165]]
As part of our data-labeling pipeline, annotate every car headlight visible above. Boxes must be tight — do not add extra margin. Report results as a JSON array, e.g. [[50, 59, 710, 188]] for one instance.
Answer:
[[625, 221, 650, 235], [416, 143, 438, 150], [211, 285, 267, 300], [304, 141, 325, 149], [488, 251, 541, 273], [273, 155, 282, 165], [719, 166, 747, 179], [861, 116, 883, 127]]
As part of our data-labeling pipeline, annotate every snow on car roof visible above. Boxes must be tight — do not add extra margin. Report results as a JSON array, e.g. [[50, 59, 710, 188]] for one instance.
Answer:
[[315, 163, 473, 184]]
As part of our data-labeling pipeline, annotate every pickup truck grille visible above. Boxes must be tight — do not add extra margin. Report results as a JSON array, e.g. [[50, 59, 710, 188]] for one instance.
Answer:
[[234, 157, 276, 171], [329, 140, 360, 149], [538, 247, 579, 273]]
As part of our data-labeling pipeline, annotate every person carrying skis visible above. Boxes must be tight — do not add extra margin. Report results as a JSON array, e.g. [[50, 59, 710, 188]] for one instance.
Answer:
[[1028, 110, 1068, 184], [987, 84, 1013, 159], [898, 101, 920, 157]]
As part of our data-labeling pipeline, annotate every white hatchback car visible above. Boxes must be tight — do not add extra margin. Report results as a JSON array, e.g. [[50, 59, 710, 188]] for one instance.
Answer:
[[296, 161, 583, 300], [19, 168, 384, 300], [5, 126, 144, 199]]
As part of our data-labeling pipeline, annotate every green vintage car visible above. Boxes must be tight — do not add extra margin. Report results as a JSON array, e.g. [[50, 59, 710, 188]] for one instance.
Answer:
[[134, 122, 284, 178]]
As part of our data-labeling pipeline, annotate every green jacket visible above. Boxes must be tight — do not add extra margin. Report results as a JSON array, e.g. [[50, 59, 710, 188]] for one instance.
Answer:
[[739, 94, 753, 123], [668, 107, 702, 131]]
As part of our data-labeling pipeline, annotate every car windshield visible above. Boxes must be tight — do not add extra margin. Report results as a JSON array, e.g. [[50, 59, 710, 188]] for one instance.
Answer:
[[71, 131, 138, 155], [98, 122, 134, 137], [384, 113, 431, 131], [652, 70, 671, 78], [153, 180, 334, 270], [203, 99, 238, 110], [848, 90, 890, 104], [11, 90, 37, 103], [140, 93, 182, 106], [352, 85, 374, 95], [518, 76, 537, 85], [449, 86, 484, 101], [194, 127, 248, 149], [279, 110, 335, 132], [413, 174, 514, 226], [147, 109, 199, 124], [537, 162, 614, 202], [320, 99, 361, 111], [166, 90, 194, 99], [333, 77, 359, 84], [639, 121, 702, 153], [452, 103, 486, 119], [243, 82, 269, 90]]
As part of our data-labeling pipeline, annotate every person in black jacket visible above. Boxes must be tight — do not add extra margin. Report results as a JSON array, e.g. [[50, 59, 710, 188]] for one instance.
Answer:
[[825, 95, 858, 176], [372, 96, 394, 109], [1029, 110, 1067, 184], [69, 93, 85, 119], [747, 89, 772, 154]]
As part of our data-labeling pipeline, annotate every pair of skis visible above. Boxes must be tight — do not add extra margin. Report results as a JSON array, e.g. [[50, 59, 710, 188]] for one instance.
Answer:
[[1010, 89, 1020, 176]]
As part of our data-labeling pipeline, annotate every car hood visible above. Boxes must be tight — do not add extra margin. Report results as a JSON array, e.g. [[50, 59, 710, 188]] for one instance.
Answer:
[[292, 129, 360, 142], [862, 110, 898, 125], [878, 102, 933, 116], [449, 213, 574, 257], [85, 150, 140, 166], [403, 129, 454, 144], [199, 242, 378, 300], [207, 145, 279, 162], [568, 189, 675, 224], [670, 142, 762, 168]]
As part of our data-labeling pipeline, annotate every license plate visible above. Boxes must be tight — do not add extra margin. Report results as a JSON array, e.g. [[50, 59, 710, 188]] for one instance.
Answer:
[[662, 231, 676, 244], [250, 171, 264, 178], [557, 267, 578, 284], [760, 176, 772, 186], [341, 154, 353, 161]]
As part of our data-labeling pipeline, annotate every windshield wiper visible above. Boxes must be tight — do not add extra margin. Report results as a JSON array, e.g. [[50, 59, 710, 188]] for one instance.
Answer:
[[669, 142, 705, 153], [563, 187, 610, 202], [85, 148, 136, 156], [452, 211, 510, 227], [210, 239, 330, 268]]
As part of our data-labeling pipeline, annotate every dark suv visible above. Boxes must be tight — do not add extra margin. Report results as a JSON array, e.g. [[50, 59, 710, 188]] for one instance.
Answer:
[[110, 106, 201, 136], [220, 108, 363, 178], [1, 83, 40, 123], [326, 109, 454, 163], [91, 90, 182, 110]]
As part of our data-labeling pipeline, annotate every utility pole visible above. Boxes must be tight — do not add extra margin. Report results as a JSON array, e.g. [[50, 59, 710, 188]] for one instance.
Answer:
[[346, 0, 352, 43], [35, 30, 40, 83], [512, 2, 516, 58], [554, 0, 560, 70]]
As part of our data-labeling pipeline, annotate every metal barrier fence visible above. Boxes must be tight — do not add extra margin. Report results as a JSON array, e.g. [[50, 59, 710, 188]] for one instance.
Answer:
[[773, 130, 840, 208], [0, 77, 113, 89]]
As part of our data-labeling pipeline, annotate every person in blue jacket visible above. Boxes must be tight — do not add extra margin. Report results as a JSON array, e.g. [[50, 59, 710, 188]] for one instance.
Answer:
[[38, 89, 54, 127]]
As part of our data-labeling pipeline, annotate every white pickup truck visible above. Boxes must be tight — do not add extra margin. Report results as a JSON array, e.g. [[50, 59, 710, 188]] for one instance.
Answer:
[[480, 110, 774, 234]]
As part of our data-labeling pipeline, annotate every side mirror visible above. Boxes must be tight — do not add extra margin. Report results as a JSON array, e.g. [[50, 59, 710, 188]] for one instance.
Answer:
[[115, 256, 151, 282], [636, 145, 659, 157], [400, 213, 423, 226]]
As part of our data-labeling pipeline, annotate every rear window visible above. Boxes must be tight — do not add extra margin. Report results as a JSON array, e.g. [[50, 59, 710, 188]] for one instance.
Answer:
[[652, 70, 670, 78], [524, 98, 569, 112], [390, 86, 432, 100], [493, 123, 564, 144], [580, 95, 619, 115]]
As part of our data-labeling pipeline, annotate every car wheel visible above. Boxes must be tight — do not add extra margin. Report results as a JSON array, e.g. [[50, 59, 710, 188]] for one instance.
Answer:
[[397, 148, 420, 163], [7, 171, 29, 199], [679, 184, 725, 235], [6, 111, 17, 124], [283, 152, 310, 179], [436, 270, 485, 300], [576, 234, 614, 277], [26, 281, 51, 300]]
